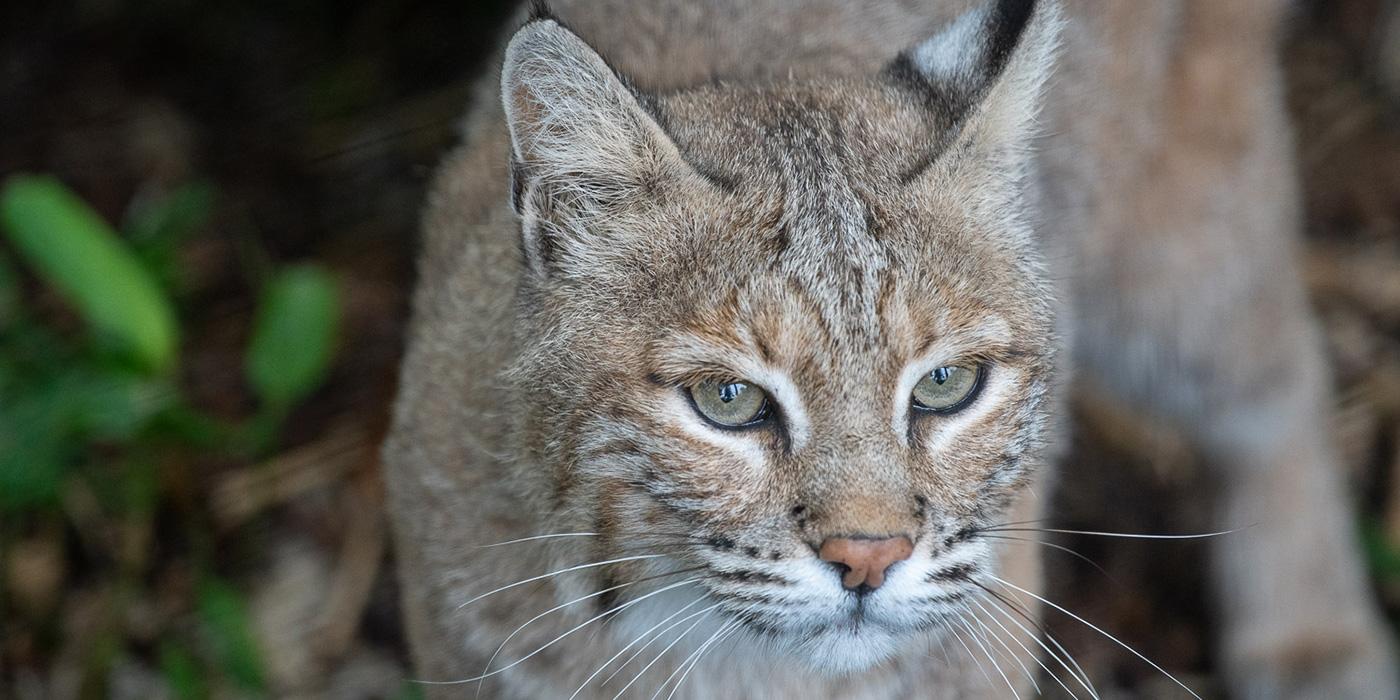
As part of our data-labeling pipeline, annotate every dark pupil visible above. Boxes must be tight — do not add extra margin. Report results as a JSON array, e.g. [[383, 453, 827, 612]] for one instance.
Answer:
[[932, 367, 953, 385], [718, 383, 745, 403]]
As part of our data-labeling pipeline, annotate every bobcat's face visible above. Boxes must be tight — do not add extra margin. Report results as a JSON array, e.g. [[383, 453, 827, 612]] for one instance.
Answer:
[[501, 0, 1059, 673]]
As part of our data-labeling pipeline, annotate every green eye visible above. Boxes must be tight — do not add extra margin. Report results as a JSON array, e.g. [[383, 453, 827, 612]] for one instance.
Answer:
[[911, 364, 982, 413], [688, 380, 770, 428]]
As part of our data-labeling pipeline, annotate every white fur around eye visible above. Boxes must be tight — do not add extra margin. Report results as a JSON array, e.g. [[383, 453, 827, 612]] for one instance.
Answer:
[[662, 365, 809, 482], [912, 366, 1017, 455], [657, 335, 812, 450], [742, 365, 810, 449], [666, 391, 770, 472], [889, 319, 1014, 442]]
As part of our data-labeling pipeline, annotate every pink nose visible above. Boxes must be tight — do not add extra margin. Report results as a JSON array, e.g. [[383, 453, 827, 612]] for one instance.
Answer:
[[818, 536, 914, 590]]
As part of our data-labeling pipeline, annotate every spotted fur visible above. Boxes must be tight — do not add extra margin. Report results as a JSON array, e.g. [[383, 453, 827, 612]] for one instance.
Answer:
[[386, 0, 1398, 697]]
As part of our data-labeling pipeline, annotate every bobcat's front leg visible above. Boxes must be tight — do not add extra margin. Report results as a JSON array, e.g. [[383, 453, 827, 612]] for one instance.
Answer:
[[1198, 335, 1397, 699], [1051, 2, 1399, 693], [1073, 186, 1399, 698]]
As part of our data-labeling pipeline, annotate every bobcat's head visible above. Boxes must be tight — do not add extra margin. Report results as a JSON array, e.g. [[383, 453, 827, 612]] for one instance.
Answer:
[[501, 0, 1061, 673]]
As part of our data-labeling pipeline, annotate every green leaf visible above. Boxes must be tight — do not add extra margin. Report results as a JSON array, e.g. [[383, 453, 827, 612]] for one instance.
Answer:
[[0, 438, 67, 512], [124, 182, 215, 290], [395, 682, 427, 700], [0, 249, 18, 329], [114, 455, 161, 516], [124, 181, 214, 248], [245, 265, 339, 408], [149, 403, 238, 451], [1362, 520, 1400, 581], [197, 577, 265, 693], [67, 368, 176, 441], [159, 642, 208, 700], [0, 394, 72, 512], [0, 175, 179, 373]]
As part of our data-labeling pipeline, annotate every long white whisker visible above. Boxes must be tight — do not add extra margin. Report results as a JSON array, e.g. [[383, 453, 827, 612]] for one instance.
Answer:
[[981, 526, 1247, 540], [970, 595, 1076, 699], [988, 575, 1201, 700], [568, 597, 710, 700], [1040, 619, 1097, 697], [949, 620, 998, 691], [974, 592, 1096, 699], [980, 582, 1100, 697], [969, 606, 1039, 695], [982, 585, 1099, 699], [934, 630, 956, 668], [665, 618, 743, 700], [476, 576, 650, 692], [475, 532, 600, 548], [421, 577, 701, 685], [976, 533, 1117, 581], [655, 618, 738, 700], [958, 616, 1019, 699], [608, 605, 728, 690], [612, 608, 715, 699], [455, 554, 667, 610], [600, 601, 721, 689]]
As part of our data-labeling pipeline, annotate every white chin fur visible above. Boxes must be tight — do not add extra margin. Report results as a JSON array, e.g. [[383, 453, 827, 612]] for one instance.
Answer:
[[784, 625, 907, 676]]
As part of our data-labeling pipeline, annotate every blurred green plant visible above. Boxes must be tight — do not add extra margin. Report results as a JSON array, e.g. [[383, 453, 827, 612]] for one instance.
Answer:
[[197, 577, 267, 693], [0, 174, 343, 696], [1, 176, 179, 373], [159, 643, 208, 700], [247, 265, 341, 420], [1363, 520, 1400, 583]]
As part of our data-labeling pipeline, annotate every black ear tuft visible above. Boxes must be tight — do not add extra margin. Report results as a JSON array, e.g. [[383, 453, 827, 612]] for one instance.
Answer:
[[884, 0, 1040, 113], [526, 0, 556, 23], [508, 153, 529, 215], [882, 0, 1058, 180], [983, 0, 1037, 83]]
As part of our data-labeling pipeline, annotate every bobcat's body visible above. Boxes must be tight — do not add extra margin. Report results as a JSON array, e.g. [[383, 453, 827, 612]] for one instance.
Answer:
[[385, 1, 1398, 697]]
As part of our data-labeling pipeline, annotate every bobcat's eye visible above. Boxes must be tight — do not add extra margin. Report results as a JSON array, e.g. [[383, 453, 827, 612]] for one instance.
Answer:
[[688, 380, 770, 428], [911, 364, 983, 413]]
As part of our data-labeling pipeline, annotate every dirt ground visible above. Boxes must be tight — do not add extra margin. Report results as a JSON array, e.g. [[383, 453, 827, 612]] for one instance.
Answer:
[[2, 1, 1398, 698]]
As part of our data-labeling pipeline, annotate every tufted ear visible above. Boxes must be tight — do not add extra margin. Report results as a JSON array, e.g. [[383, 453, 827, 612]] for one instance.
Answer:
[[884, 0, 1063, 182], [501, 18, 690, 276]]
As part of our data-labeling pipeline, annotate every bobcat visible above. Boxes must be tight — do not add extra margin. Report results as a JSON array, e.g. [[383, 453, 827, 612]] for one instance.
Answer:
[[384, 0, 1399, 696]]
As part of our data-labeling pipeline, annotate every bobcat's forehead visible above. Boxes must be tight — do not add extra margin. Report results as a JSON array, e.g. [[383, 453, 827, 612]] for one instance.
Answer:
[[656, 82, 945, 192], [636, 79, 1048, 345]]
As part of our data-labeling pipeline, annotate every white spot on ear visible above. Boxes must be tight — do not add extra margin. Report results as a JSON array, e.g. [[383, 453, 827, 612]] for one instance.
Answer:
[[895, 0, 1064, 188], [909, 5, 990, 84]]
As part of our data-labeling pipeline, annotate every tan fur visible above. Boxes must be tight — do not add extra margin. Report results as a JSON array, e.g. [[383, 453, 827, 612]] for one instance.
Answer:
[[386, 1, 1398, 697]]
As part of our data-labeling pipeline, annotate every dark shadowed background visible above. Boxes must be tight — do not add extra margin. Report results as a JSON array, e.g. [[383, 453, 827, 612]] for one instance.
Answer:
[[2, 1, 1399, 697]]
